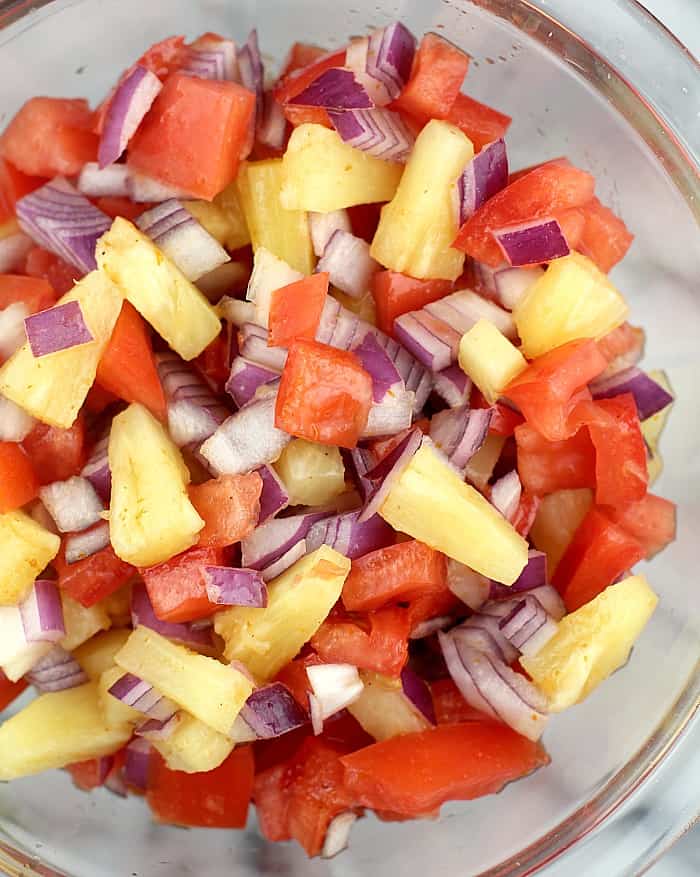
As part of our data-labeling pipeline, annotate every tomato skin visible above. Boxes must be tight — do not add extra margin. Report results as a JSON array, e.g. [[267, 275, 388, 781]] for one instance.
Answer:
[[188, 473, 262, 549], [55, 545, 135, 608], [430, 678, 493, 725], [0, 671, 27, 712], [341, 722, 549, 815], [579, 197, 634, 273], [601, 493, 676, 560], [96, 301, 167, 421], [444, 92, 512, 153], [393, 33, 469, 121], [140, 546, 224, 623], [515, 423, 596, 495], [0, 442, 38, 513], [275, 339, 373, 449], [453, 163, 596, 266], [371, 271, 453, 337], [148, 746, 254, 828], [23, 417, 85, 485], [504, 339, 608, 441], [552, 507, 646, 611], [128, 73, 255, 200], [0, 274, 56, 314], [23, 247, 78, 296], [269, 273, 328, 348]]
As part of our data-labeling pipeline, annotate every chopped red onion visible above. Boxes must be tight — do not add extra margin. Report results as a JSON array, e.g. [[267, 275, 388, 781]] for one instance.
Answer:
[[0, 231, 32, 273], [16, 177, 111, 274], [0, 301, 29, 360], [490, 470, 522, 522], [498, 594, 558, 657], [429, 406, 492, 473], [218, 297, 257, 328], [124, 737, 151, 791], [25, 645, 87, 692], [363, 388, 414, 439], [137, 200, 229, 281], [348, 447, 375, 502], [109, 672, 178, 721], [258, 91, 288, 149], [241, 510, 330, 571], [409, 615, 455, 639], [309, 210, 352, 257], [493, 266, 544, 310], [203, 566, 268, 607], [19, 580, 65, 644], [394, 310, 460, 372], [306, 664, 364, 724], [128, 172, 192, 204], [104, 766, 128, 798], [256, 465, 289, 523], [199, 390, 291, 476], [488, 550, 549, 599], [135, 713, 182, 741], [98, 65, 162, 167], [240, 682, 307, 739], [38, 476, 104, 534], [246, 247, 303, 328], [424, 289, 516, 340], [183, 37, 238, 81], [308, 692, 324, 735], [64, 521, 111, 564], [455, 613, 519, 665], [446, 559, 490, 611], [290, 68, 373, 110], [316, 229, 380, 300], [329, 107, 414, 162], [433, 364, 472, 408], [528, 585, 566, 621], [306, 509, 394, 559], [77, 162, 131, 198], [473, 259, 508, 296], [237, 30, 264, 133], [372, 332, 432, 414], [590, 366, 674, 421], [25, 300, 94, 358], [238, 322, 288, 370], [353, 331, 403, 402], [494, 217, 570, 267], [131, 582, 214, 652], [0, 605, 48, 680], [261, 538, 308, 581], [80, 435, 111, 502], [457, 138, 509, 224], [0, 393, 35, 441], [400, 668, 436, 724], [359, 427, 422, 522], [322, 811, 358, 859], [345, 22, 416, 105], [226, 356, 281, 408]]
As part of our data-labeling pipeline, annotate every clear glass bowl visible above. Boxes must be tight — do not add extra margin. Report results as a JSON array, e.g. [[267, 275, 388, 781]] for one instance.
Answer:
[[0, 1, 698, 875]]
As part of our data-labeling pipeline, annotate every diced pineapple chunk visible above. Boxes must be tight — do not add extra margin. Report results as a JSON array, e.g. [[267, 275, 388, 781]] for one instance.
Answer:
[[347, 672, 431, 741], [151, 712, 234, 773], [370, 120, 472, 281], [247, 246, 303, 328], [109, 403, 204, 567], [514, 252, 629, 358], [458, 319, 527, 404], [98, 665, 142, 728], [0, 510, 60, 606], [59, 593, 111, 652], [274, 439, 346, 507], [237, 159, 314, 274], [280, 124, 403, 212], [380, 441, 528, 585], [464, 433, 505, 492], [0, 270, 123, 427], [0, 683, 132, 780], [521, 575, 658, 711], [332, 289, 377, 324], [96, 217, 221, 361], [641, 369, 673, 485], [214, 181, 252, 250], [215, 545, 351, 681], [115, 626, 252, 735], [530, 488, 593, 574], [75, 629, 132, 680]]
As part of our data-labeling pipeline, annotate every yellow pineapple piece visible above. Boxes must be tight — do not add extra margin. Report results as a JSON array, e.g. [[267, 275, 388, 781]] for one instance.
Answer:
[[247, 246, 303, 327], [98, 665, 142, 728], [214, 181, 252, 250], [115, 626, 252, 735], [347, 672, 432, 741], [641, 369, 673, 485], [0, 683, 132, 780], [521, 575, 658, 711], [0, 270, 123, 427], [215, 545, 350, 681], [514, 252, 629, 358], [274, 439, 346, 507], [185, 194, 250, 252], [74, 629, 132, 680], [530, 488, 593, 574], [60, 593, 111, 652], [280, 124, 403, 212], [458, 319, 527, 404], [464, 433, 505, 492], [96, 217, 221, 361], [237, 159, 314, 274], [109, 403, 204, 567], [0, 510, 60, 606], [332, 289, 377, 324], [380, 441, 528, 585], [370, 120, 472, 281], [151, 712, 234, 773]]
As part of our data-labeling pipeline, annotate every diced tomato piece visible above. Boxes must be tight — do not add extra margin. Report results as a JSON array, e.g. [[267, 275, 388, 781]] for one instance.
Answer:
[[55, 545, 135, 608], [24, 247, 78, 296], [0, 274, 56, 315], [93, 196, 145, 221], [273, 653, 323, 709], [254, 761, 294, 842], [602, 494, 676, 560], [253, 726, 309, 779], [341, 722, 549, 815], [192, 329, 233, 396], [579, 197, 634, 273], [445, 92, 512, 153], [1, 98, 97, 178], [347, 202, 383, 243], [136, 35, 188, 80], [128, 73, 255, 200], [511, 491, 541, 538], [280, 42, 329, 78], [67, 757, 112, 791], [276, 339, 372, 448], [515, 422, 596, 496], [553, 206, 586, 250], [504, 340, 608, 441], [269, 273, 328, 348], [597, 321, 645, 368], [405, 588, 460, 631], [471, 388, 525, 436], [23, 417, 85, 485], [552, 507, 646, 611], [282, 104, 332, 129], [509, 157, 571, 184], [96, 301, 167, 421], [0, 671, 27, 712], [323, 710, 375, 751], [0, 158, 45, 222], [393, 33, 469, 121], [273, 49, 346, 106], [84, 383, 119, 415], [453, 163, 596, 266], [371, 270, 453, 336], [570, 394, 648, 507], [0, 442, 38, 513], [148, 746, 254, 828], [312, 606, 411, 677], [188, 473, 262, 549], [343, 540, 447, 612], [140, 545, 223, 623], [430, 678, 493, 725]]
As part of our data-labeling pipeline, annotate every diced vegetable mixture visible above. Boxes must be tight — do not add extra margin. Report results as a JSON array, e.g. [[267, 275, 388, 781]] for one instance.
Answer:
[[0, 20, 676, 860]]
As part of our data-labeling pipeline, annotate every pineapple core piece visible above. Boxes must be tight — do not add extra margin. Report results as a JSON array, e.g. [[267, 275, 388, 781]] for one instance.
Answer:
[[274, 439, 346, 507], [379, 441, 528, 585], [151, 712, 234, 774], [108, 402, 204, 567], [0, 510, 60, 606], [521, 574, 658, 711], [458, 318, 527, 404], [96, 217, 221, 361], [215, 545, 351, 681]]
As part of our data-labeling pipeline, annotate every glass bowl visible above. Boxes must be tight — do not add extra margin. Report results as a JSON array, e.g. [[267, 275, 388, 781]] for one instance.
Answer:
[[0, 1, 698, 875]]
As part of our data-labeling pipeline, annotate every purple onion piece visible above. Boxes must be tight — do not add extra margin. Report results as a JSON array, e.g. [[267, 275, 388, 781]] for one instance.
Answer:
[[589, 366, 674, 421], [353, 331, 403, 402], [433, 364, 472, 408], [38, 475, 104, 534], [329, 107, 414, 162], [309, 210, 351, 257], [25, 301, 93, 358], [131, 582, 214, 652], [366, 22, 416, 101], [458, 138, 509, 224], [77, 162, 131, 198], [239, 682, 307, 739], [80, 435, 111, 502], [226, 357, 281, 408], [393, 310, 459, 372], [64, 521, 111, 565], [425, 289, 515, 340], [494, 217, 570, 267], [135, 713, 181, 742], [237, 29, 264, 133], [108, 672, 178, 721], [256, 465, 289, 523], [25, 646, 87, 692], [400, 667, 436, 724], [124, 738, 151, 791], [241, 511, 330, 571], [182, 37, 237, 81], [489, 550, 548, 599], [203, 566, 268, 607], [429, 406, 492, 473], [238, 322, 288, 370], [258, 91, 287, 149], [493, 266, 544, 310], [290, 68, 373, 110], [98, 65, 162, 167], [490, 470, 522, 522], [316, 229, 380, 300], [19, 580, 65, 643], [306, 509, 394, 559], [261, 539, 308, 581]]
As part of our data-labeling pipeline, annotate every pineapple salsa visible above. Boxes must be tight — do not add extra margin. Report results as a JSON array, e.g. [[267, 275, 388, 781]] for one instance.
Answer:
[[0, 20, 676, 859]]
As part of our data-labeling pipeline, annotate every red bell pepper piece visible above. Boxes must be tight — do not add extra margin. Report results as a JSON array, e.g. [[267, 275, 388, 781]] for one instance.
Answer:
[[0, 442, 38, 513], [601, 493, 676, 560], [55, 545, 135, 608], [268, 272, 328, 348], [140, 545, 225, 623], [23, 416, 85, 485], [515, 422, 596, 496], [371, 270, 453, 337], [393, 33, 469, 121], [188, 472, 262, 549]]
